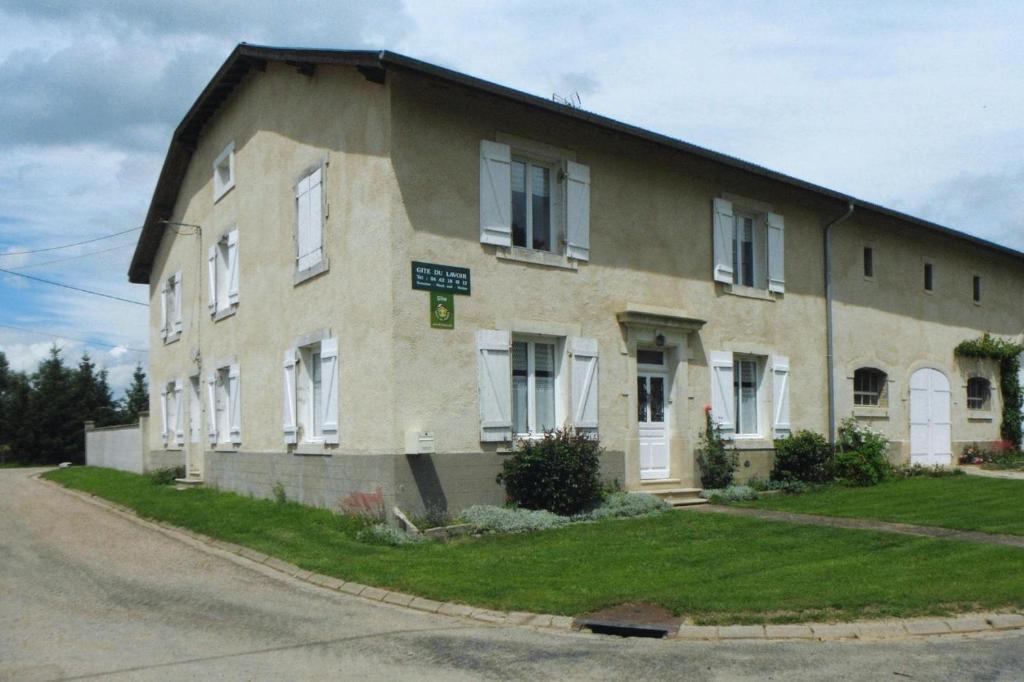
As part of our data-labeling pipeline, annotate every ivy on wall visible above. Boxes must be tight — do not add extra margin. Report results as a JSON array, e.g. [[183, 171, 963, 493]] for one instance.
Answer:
[[954, 333, 1024, 448]]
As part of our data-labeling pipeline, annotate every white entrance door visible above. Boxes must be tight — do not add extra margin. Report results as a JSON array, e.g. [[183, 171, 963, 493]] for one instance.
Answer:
[[638, 370, 670, 480], [910, 367, 952, 466]]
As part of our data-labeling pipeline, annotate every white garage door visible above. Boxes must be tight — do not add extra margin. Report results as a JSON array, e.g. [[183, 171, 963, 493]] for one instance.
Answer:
[[909, 367, 952, 466]]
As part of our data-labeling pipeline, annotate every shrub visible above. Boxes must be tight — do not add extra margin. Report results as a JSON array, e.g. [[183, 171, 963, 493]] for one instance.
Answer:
[[585, 492, 669, 520], [496, 428, 603, 516], [772, 430, 831, 483], [697, 406, 738, 489], [701, 485, 758, 502], [832, 417, 891, 486], [356, 523, 423, 546], [272, 481, 287, 504], [461, 505, 571, 534], [150, 465, 185, 486]]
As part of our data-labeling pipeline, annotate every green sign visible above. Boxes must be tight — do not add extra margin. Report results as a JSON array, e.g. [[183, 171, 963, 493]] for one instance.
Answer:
[[430, 291, 455, 329], [412, 261, 471, 295]]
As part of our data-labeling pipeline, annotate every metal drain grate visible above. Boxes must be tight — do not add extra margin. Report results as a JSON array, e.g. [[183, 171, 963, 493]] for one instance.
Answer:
[[579, 620, 671, 638]]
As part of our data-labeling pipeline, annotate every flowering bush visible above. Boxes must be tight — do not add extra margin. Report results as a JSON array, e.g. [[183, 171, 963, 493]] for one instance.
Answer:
[[833, 417, 891, 485], [697, 405, 738, 489]]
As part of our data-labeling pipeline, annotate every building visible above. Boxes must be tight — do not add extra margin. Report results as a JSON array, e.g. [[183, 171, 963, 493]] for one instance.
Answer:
[[128, 44, 1024, 515]]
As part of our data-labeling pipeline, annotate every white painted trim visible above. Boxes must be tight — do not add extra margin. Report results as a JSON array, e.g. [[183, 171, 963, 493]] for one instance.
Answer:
[[212, 141, 235, 203]]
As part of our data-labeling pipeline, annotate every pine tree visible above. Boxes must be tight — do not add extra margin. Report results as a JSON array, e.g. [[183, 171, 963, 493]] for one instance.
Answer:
[[31, 345, 77, 464], [0, 351, 10, 459], [3, 373, 31, 464], [122, 363, 149, 424]]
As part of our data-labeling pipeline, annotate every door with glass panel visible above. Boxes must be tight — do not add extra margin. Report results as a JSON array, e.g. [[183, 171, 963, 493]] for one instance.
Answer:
[[637, 350, 670, 480], [512, 339, 557, 437]]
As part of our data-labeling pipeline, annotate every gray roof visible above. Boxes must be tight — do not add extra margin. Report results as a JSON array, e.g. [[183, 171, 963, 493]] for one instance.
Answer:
[[128, 43, 1024, 283]]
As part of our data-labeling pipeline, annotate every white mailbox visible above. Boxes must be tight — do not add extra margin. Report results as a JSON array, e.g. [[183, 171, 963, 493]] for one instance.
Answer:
[[405, 430, 435, 455]]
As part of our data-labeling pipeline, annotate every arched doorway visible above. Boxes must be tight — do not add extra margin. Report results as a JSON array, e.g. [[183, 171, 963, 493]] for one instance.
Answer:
[[909, 367, 952, 466]]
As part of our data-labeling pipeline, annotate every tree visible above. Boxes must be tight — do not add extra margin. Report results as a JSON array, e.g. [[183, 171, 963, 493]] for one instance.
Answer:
[[122, 363, 148, 424], [2, 373, 31, 464], [30, 345, 77, 464]]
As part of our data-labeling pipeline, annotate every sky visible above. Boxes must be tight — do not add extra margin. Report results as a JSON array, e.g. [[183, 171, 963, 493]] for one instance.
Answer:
[[0, 0, 1021, 393]]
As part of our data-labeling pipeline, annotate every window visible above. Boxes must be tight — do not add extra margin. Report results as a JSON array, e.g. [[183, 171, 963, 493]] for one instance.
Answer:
[[295, 166, 324, 274], [478, 139, 591, 262], [215, 366, 230, 442], [188, 376, 201, 444], [712, 198, 785, 293], [283, 338, 339, 446], [854, 368, 887, 407], [208, 229, 239, 316], [637, 349, 664, 366], [924, 262, 934, 291], [160, 271, 182, 342], [511, 159, 556, 252], [973, 275, 981, 303], [733, 358, 760, 436], [213, 142, 235, 202], [863, 247, 874, 278], [299, 344, 324, 442], [512, 339, 558, 436], [967, 377, 990, 410], [161, 380, 179, 447]]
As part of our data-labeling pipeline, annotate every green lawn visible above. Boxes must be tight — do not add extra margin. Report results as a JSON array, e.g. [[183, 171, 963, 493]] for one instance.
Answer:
[[737, 476, 1024, 536], [43, 467, 1024, 625]]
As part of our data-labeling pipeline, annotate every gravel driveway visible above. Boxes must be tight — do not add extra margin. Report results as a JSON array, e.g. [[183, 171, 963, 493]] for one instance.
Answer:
[[2, 467, 1022, 681]]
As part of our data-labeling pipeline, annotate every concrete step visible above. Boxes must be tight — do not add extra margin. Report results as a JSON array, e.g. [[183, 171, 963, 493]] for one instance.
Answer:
[[174, 477, 204, 491], [647, 487, 707, 507]]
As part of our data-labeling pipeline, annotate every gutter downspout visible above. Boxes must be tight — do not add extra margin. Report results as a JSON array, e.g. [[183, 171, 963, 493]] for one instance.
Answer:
[[825, 202, 855, 449]]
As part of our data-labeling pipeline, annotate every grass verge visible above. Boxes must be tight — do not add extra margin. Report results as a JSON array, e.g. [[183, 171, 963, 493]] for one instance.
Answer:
[[43, 467, 1024, 625], [737, 476, 1024, 535]]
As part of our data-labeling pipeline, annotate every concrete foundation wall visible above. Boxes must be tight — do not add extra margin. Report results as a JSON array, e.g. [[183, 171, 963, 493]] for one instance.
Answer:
[[204, 449, 626, 519]]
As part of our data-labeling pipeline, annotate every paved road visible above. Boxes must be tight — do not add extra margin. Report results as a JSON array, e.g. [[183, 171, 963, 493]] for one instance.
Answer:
[[2, 468, 1023, 681]]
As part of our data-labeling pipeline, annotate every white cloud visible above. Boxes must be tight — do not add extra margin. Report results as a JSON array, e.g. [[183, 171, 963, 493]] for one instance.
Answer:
[[109, 345, 128, 359]]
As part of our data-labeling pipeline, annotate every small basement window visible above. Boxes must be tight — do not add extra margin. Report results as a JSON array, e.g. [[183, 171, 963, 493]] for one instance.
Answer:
[[967, 377, 991, 411], [854, 368, 887, 407]]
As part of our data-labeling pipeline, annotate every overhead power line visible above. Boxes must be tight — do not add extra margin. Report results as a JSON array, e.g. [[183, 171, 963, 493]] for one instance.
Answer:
[[0, 226, 142, 258], [0, 267, 148, 307], [11, 242, 136, 271], [0, 322, 148, 354]]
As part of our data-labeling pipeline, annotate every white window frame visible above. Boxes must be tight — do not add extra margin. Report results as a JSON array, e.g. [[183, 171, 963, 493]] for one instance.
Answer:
[[163, 380, 178, 449], [297, 342, 325, 444], [189, 375, 201, 444], [510, 156, 562, 255], [732, 210, 766, 290], [162, 271, 182, 344], [213, 141, 235, 203], [209, 229, 239, 319], [215, 366, 230, 445], [733, 355, 763, 438], [511, 335, 564, 439]]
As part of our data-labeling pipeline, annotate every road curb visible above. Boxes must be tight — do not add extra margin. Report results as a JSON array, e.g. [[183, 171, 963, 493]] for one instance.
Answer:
[[35, 473, 1024, 643]]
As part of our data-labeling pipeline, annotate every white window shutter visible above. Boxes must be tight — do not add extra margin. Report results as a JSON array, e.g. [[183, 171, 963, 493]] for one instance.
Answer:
[[772, 355, 791, 439], [476, 329, 512, 442], [479, 140, 512, 247], [320, 337, 340, 445], [227, 229, 240, 305], [282, 349, 298, 445], [206, 372, 217, 445], [174, 378, 185, 445], [160, 385, 169, 444], [173, 271, 183, 333], [308, 168, 323, 267], [159, 284, 168, 340], [709, 350, 735, 438], [570, 337, 599, 433], [712, 198, 734, 284], [767, 212, 785, 293], [565, 161, 591, 261], [228, 363, 241, 445], [207, 246, 217, 315]]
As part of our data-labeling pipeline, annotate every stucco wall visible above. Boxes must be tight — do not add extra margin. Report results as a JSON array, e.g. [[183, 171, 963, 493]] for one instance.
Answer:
[[86, 423, 145, 474]]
